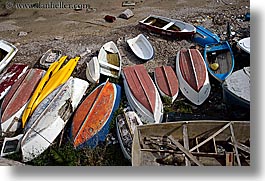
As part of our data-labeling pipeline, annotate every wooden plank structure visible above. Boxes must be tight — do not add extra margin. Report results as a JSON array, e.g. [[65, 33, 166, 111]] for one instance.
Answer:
[[132, 120, 250, 166]]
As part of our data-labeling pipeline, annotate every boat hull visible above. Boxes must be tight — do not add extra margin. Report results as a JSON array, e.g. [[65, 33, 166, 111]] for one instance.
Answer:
[[193, 26, 220, 47], [39, 49, 62, 69], [21, 77, 89, 162], [86, 56, 100, 83], [154, 66, 179, 103], [176, 49, 211, 105], [0, 40, 18, 73], [139, 15, 196, 38], [222, 67, 250, 109], [0, 64, 28, 100], [127, 34, 154, 61], [1, 68, 45, 135], [122, 65, 163, 124], [71, 81, 121, 149]]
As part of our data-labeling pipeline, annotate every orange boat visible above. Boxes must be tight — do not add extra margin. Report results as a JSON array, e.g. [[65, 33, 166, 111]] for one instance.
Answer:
[[71, 80, 121, 148]]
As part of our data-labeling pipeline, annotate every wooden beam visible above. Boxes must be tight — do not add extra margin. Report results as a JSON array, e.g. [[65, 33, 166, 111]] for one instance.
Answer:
[[168, 135, 204, 166], [183, 124, 191, 166], [230, 124, 241, 166], [189, 122, 231, 152], [228, 142, 250, 154]]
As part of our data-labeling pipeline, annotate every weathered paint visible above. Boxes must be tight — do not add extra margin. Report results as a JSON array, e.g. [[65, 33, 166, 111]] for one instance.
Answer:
[[72, 81, 121, 148], [154, 66, 179, 97], [0, 64, 28, 100]]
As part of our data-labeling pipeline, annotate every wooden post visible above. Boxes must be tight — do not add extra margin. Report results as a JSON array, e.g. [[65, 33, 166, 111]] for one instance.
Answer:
[[226, 152, 234, 166]]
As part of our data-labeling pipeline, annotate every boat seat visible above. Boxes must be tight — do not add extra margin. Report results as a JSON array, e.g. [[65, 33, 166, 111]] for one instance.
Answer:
[[99, 60, 120, 71], [162, 22, 175, 30]]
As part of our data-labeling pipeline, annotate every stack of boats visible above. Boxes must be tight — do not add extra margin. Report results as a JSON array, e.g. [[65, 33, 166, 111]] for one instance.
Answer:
[[0, 13, 250, 165]]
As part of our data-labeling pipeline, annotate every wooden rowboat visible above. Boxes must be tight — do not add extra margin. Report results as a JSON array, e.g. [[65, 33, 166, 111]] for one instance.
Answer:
[[0, 64, 28, 101], [176, 48, 211, 105], [1, 68, 45, 135], [204, 41, 235, 82], [116, 108, 143, 161], [21, 56, 79, 127], [222, 67, 250, 109], [98, 41, 122, 78], [71, 80, 121, 149], [154, 65, 179, 104], [122, 64, 163, 124], [21, 77, 89, 162], [86, 56, 100, 83], [139, 15, 196, 38], [132, 120, 250, 166], [126, 34, 154, 61], [39, 49, 62, 69], [0, 40, 18, 73]]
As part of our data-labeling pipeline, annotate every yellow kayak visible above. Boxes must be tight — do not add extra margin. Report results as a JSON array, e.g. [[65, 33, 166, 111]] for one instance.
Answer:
[[21, 56, 79, 128]]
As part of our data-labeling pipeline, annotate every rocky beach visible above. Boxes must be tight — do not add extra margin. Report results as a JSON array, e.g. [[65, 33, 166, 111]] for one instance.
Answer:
[[0, 0, 250, 166]]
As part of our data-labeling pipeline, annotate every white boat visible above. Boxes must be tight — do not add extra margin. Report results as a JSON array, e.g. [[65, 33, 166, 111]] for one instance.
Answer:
[[39, 49, 62, 69], [86, 56, 100, 83], [126, 34, 154, 61], [122, 64, 163, 124], [222, 67, 250, 109], [0, 40, 18, 73], [98, 41, 122, 78], [237, 37, 250, 54], [176, 48, 211, 105], [21, 77, 89, 162], [116, 108, 143, 161]]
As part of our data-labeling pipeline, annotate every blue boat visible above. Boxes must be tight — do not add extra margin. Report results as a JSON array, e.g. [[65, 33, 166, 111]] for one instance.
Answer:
[[204, 41, 234, 82], [193, 26, 220, 47]]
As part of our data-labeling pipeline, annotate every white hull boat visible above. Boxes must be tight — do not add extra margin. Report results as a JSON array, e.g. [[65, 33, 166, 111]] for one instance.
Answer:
[[127, 34, 154, 61], [86, 56, 100, 83], [0, 40, 18, 73]]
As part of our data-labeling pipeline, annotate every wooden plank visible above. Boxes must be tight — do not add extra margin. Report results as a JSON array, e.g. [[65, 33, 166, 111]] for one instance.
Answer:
[[189, 122, 231, 152], [230, 124, 241, 166], [228, 142, 250, 154], [183, 124, 191, 166], [168, 135, 203, 166], [226, 152, 234, 166]]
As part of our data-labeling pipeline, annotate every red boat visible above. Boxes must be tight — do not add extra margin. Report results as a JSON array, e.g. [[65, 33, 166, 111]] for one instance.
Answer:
[[154, 66, 179, 103], [0, 64, 28, 101], [122, 64, 163, 124], [176, 48, 211, 105], [1, 68, 45, 135], [139, 15, 196, 38]]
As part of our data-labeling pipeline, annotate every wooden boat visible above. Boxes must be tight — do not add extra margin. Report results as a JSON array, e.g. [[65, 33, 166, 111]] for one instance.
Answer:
[[1, 68, 45, 135], [0, 64, 28, 100], [98, 41, 122, 78], [0, 40, 18, 73], [176, 49, 211, 105], [193, 26, 220, 47], [122, 64, 163, 124], [132, 120, 250, 166], [204, 41, 235, 82], [126, 34, 154, 61], [237, 37, 250, 54], [39, 49, 62, 69], [116, 108, 143, 161], [154, 66, 179, 104], [22, 56, 79, 128], [21, 77, 89, 162], [222, 67, 250, 109], [139, 15, 196, 38], [86, 56, 100, 83], [71, 80, 121, 149]]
